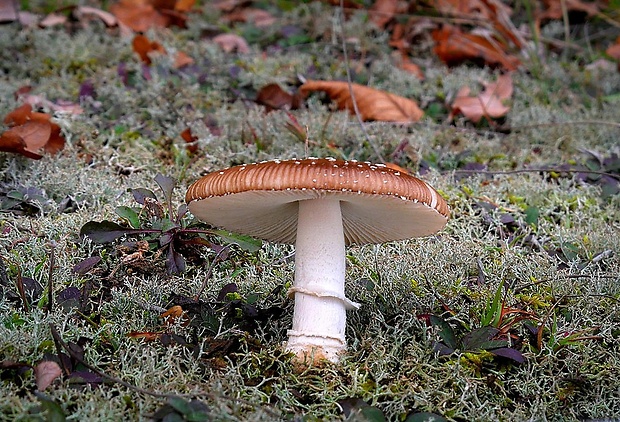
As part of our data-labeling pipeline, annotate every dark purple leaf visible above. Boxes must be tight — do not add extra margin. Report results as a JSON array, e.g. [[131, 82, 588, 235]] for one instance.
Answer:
[[490, 347, 525, 363], [70, 370, 103, 385], [177, 203, 188, 221], [166, 247, 186, 274], [229, 65, 241, 78], [118, 62, 128, 86], [154, 174, 176, 207], [131, 188, 157, 205], [432, 341, 454, 356], [58, 287, 80, 302], [19, 276, 43, 301], [78, 80, 96, 100], [72, 256, 101, 275], [80, 220, 137, 243], [499, 213, 516, 225]]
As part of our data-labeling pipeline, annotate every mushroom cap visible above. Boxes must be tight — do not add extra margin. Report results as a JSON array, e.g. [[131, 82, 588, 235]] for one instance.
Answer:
[[186, 158, 449, 245]]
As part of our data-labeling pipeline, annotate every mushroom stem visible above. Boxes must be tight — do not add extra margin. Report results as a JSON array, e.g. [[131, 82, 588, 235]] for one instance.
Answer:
[[286, 196, 358, 362]]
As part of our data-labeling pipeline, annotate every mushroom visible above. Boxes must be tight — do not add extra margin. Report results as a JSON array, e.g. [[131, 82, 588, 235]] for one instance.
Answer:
[[185, 158, 449, 362]]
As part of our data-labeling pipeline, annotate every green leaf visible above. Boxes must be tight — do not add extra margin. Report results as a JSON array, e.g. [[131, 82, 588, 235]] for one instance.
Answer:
[[405, 412, 449, 422], [524, 206, 539, 227], [115, 206, 141, 229], [560, 242, 580, 262], [212, 229, 262, 252], [80, 221, 137, 243], [168, 396, 193, 414], [34, 392, 67, 422], [338, 398, 386, 422], [429, 315, 458, 350], [152, 218, 179, 232], [462, 326, 500, 350], [481, 280, 504, 327]]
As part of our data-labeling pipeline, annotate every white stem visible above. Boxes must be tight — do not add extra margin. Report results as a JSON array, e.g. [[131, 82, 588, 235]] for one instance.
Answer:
[[286, 197, 358, 362]]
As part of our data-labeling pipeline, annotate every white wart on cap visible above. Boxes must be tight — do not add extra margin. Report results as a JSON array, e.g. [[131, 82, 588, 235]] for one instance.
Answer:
[[186, 158, 449, 363]]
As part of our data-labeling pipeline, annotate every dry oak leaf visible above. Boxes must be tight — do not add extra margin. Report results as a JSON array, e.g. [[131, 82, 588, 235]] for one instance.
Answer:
[[369, 0, 399, 29], [606, 36, 620, 71], [225, 7, 276, 27], [1, 104, 65, 159], [212, 33, 250, 54], [433, 0, 524, 49], [173, 50, 194, 68], [450, 74, 513, 123], [180, 127, 199, 154], [109, 0, 195, 32], [538, 0, 600, 22], [34, 361, 63, 391], [256, 83, 295, 111], [132, 34, 166, 65], [432, 25, 520, 71], [300, 80, 423, 123]]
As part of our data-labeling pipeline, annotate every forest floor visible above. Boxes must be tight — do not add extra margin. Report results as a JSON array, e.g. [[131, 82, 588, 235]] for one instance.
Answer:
[[1, 1, 619, 421]]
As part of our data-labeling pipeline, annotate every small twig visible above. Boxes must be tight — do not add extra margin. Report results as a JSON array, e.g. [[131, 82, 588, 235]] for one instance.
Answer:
[[338, 0, 385, 163], [194, 245, 232, 301], [507, 120, 620, 131], [445, 167, 620, 181], [46, 241, 57, 314]]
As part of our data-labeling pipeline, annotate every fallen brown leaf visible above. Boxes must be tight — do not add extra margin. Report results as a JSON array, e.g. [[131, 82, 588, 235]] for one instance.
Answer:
[[450, 74, 513, 123], [0, 0, 18, 22], [300, 80, 424, 123], [132, 34, 166, 65], [1, 104, 66, 158], [109, 1, 169, 32], [212, 33, 250, 54], [76, 6, 118, 27], [369, 0, 399, 29], [256, 83, 294, 111], [173, 50, 194, 68], [34, 361, 63, 391], [432, 25, 520, 71], [225, 7, 276, 27], [127, 331, 162, 341], [180, 128, 199, 154]]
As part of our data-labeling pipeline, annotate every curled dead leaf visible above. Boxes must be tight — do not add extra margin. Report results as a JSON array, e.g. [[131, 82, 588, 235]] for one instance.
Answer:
[[300, 80, 424, 123], [160, 305, 189, 326]]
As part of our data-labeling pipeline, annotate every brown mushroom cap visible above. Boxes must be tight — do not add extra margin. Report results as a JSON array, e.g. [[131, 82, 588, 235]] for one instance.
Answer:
[[186, 158, 449, 245]]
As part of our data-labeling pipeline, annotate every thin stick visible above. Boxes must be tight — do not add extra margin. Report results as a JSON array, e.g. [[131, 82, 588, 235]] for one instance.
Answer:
[[338, 0, 385, 163]]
